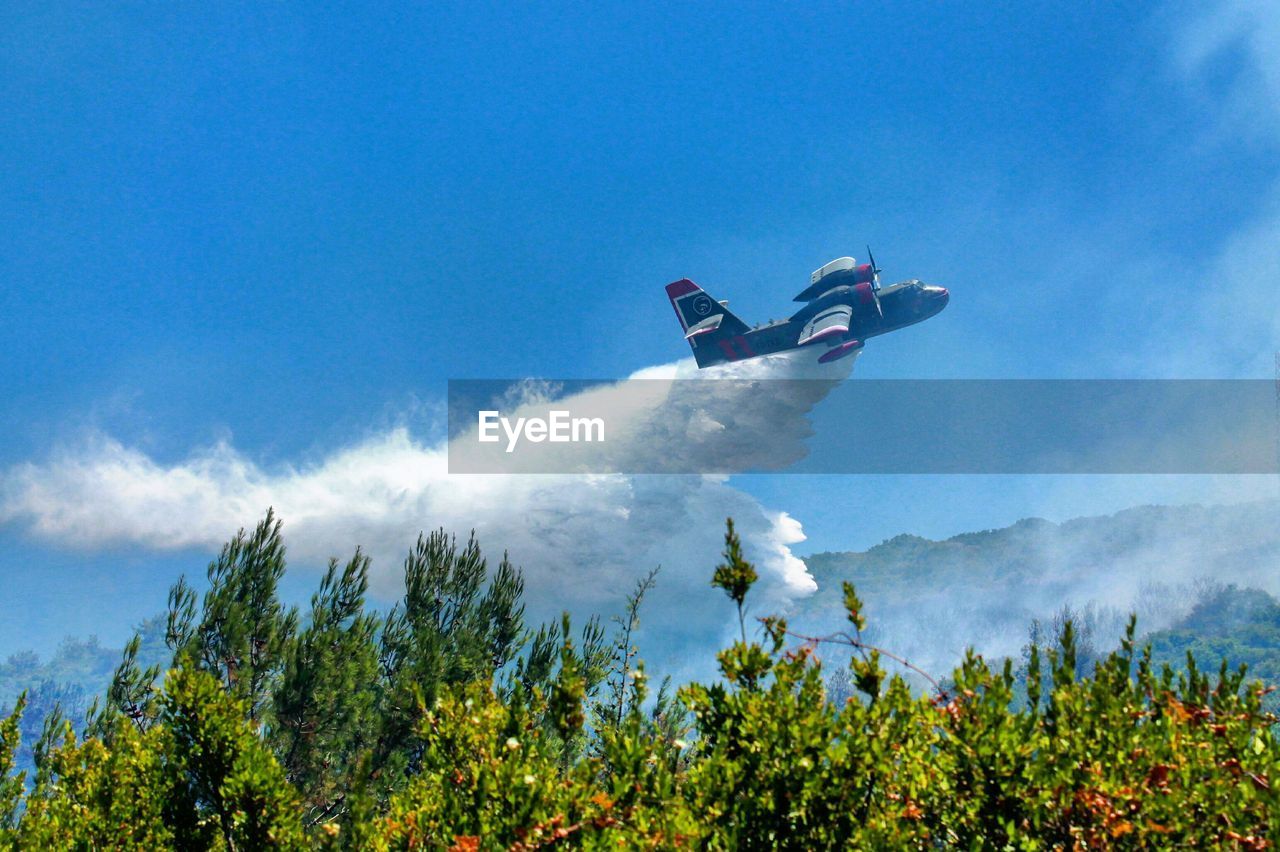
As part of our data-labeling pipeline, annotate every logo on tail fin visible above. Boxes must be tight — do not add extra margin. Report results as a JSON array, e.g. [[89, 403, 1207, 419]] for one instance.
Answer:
[[666, 278, 753, 367]]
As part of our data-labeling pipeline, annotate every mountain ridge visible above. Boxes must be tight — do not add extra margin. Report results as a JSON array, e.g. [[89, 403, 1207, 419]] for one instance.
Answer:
[[793, 500, 1280, 675]]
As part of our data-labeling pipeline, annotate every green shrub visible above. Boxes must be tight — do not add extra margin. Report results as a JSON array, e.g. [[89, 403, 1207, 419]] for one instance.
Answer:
[[1, 513, 1277, 849]]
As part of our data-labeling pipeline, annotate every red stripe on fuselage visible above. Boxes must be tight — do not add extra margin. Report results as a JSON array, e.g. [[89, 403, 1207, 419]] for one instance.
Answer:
[[718, 339, 737, 360]]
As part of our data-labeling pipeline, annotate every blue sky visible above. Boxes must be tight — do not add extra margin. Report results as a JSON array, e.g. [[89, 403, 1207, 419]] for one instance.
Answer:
[[2, 2, 1278, 656]]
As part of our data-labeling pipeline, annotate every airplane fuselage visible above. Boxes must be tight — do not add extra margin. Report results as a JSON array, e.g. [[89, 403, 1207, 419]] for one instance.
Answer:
[[667, 256, 949, 368], [704, 279, 949, 365]]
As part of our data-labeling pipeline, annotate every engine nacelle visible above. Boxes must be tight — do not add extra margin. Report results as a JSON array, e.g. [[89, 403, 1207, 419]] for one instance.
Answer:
[[795, 257, 879, 302], [850, 281, 882, 323]]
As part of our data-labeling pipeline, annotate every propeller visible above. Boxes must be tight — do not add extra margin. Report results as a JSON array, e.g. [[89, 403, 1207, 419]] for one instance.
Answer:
[[866, 245, 882, 290]]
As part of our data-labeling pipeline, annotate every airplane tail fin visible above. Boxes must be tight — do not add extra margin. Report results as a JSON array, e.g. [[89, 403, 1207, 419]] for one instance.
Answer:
[[666, 278, 751, 367]]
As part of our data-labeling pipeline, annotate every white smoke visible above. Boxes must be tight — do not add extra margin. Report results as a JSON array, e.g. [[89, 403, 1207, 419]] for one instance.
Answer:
[[0, 348, 853, 675], [452, 349, 848, 474], [796, 500, 1280, 684]]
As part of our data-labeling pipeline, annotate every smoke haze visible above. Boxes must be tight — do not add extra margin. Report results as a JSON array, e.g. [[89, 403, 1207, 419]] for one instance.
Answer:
[[1, 349, 853, 677]]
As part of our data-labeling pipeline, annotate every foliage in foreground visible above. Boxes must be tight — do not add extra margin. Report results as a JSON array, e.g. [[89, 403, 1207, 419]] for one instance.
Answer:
[[1, 513, 1279, 849]]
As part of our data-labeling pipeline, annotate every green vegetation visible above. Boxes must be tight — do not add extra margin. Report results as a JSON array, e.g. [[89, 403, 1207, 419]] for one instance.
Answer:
[[2, 510, 1280, 848], [797, 502, 1280, 690], [1146, 584, 1280, 698], [0, 616, 170, 781]]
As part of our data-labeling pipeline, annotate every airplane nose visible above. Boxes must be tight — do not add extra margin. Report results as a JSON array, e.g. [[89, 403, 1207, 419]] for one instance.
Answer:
[[929, 286, 949, 312]]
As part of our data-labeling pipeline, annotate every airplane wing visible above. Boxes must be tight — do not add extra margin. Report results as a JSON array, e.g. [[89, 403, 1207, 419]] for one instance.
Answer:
[[796, 304, 853, 346]]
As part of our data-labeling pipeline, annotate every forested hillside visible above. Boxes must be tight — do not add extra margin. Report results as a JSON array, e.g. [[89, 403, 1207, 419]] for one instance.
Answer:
[[797, 502, 1280, 677], [1, 510, 1279, 847], [0, 618, 170, 782], [1145, 584, 1280, 690]]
